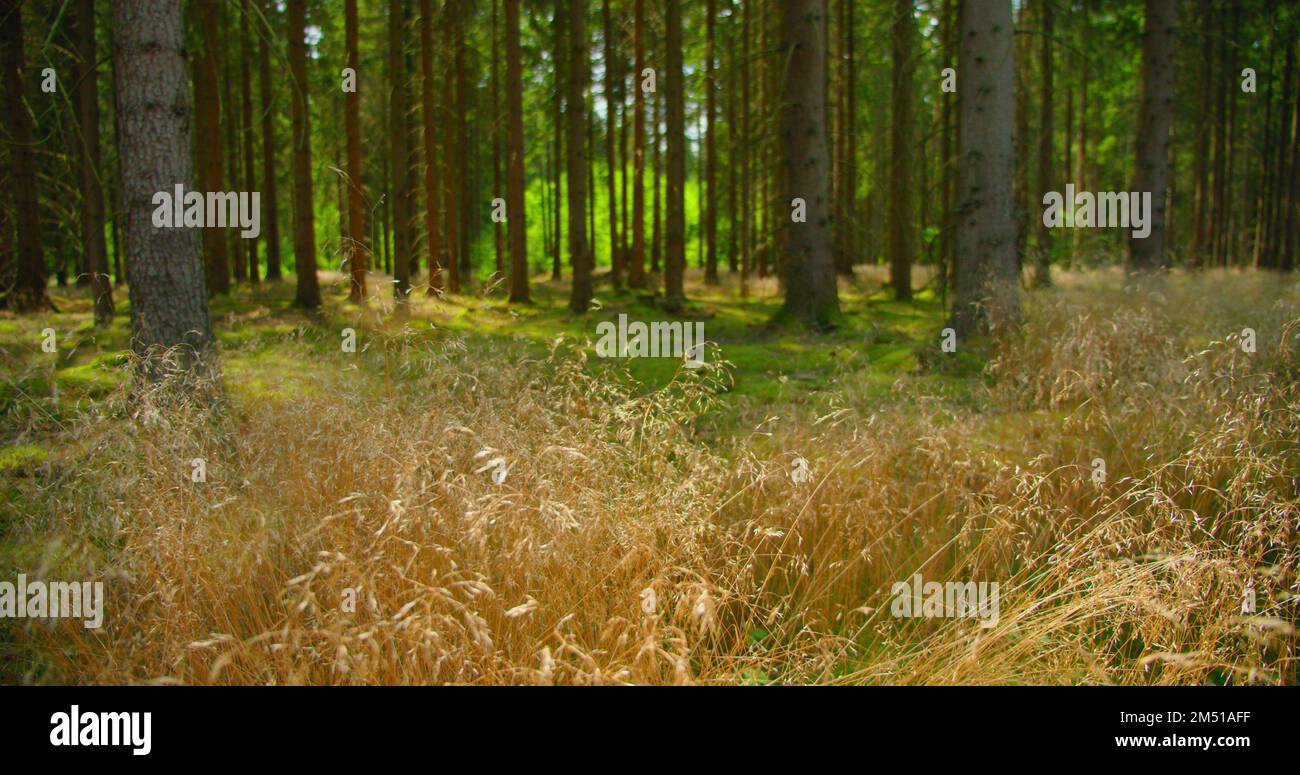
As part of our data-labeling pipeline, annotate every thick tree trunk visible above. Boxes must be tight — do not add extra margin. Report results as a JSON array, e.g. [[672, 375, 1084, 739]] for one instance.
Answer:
[[1285, 59, 1300, 272], [739, 0, 751, 293], [1189, 0, 1212, 268], [223, 22, 245, 286], [630, 0, 647, 288], [1073, 13, 1088, 265], [1223, 3, 1240, 266], [420, 0, 442, 294], [566, 0, 592, 313], [259, 0, 282, 280], [619, 28, 630, 281], [756, 4, 769, 280], [951, 0, 1018, 339], [1209, 9, 1227, 267], [443, 6, 461, 292], [492, 0, 505, 278], [703, 0, 718, 285], [389, 0, 412, 303], [841, 0, 857, 275], [404, 14, 419, 284], [1033, 0, 1054, 287], [725, 7, 738, 275], [287, 0, 321, 306], [240, 1, 259, 285], [346, 0, 367, 300], [194, 0, 229, 295], [588, 101, 597, 256], [505, 0, 529, 302], [603, 0, 620, 286], [939, 0, 955, 295], [456, 4, 472, 280], [778, 0, 839, 328], [888, 0, 916, 301], [663, 0, 686, 309], [651, 53, 662, 276], [551, 0, 564, 281], [1, 0, 49, 311], [1127, 0, 1178, 272], [75, 0, 113, 321], [1014, 2, 1031, 276], [113, 0, 214, 369]]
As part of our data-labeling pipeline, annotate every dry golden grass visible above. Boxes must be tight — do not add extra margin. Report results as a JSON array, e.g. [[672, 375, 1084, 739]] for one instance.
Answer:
[[6, 268, 1298, 684]]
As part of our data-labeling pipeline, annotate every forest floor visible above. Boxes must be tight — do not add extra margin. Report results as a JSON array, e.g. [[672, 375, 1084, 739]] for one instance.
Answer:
[[1, 265, 1297, 684]]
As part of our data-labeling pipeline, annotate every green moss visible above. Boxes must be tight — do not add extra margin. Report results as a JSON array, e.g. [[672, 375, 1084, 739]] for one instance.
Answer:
[[0, 445, 49, 476], [55, 359, 124, 399], [1, 270, 958, 420]]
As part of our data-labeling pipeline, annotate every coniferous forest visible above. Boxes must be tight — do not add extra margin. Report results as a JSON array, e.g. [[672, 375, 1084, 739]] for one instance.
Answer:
[[0, 0, 1298, 694]]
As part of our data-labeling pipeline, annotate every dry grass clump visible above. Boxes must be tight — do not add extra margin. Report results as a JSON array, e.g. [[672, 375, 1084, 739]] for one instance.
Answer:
[[5, 269, 1298, 684]]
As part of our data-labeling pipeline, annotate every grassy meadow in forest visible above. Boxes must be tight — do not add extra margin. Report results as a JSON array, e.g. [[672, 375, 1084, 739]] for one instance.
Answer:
[[1, 266, 1296, 685]]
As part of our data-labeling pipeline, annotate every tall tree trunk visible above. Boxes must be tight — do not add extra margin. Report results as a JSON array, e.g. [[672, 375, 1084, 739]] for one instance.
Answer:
[[651, 52, 662, 275], [113, 0, 214, 370], [456, 4, 471, 280], [223, 23, 245, 286], [951, 0, 1018, 339], [619, 24, 630, 279], [389, 0, 412, 303], [630, 0, 647, 288], [1063, 71, 1072, 221], [420, 0, 442, 293], [0, 163, 9, 299], [194, 0, 229, 295], [287, 0, 321, 306], [604, 0, 621, 286], [1, 0, 48, 311], [75, 0, 113, 321], [888, 0, 916, 301], [259, 0, 282, 280], [1259, 21, 1292, 270], [756, 1, 769, 280], [1209, 5, 1227, 267], [695, 104, 704, 269], [1127, 0, 1178, 272], [725, 4, 738, 275], [566, 0, 592, 313], [1013, 1, 1030, 277], [663, 0, 686, 309], [703, 0, 719, 284], [739, 0, 751, 293], [1033, 0, 1054, 287], [1189, 0, 1212, 268], [492, 1, 505, 279], [588, 98, 597, 257], [404, 16, 420, 284], [1221, 1, 1239, 266], [841, 0, 857, 275], [240, 0, 259, 285], [1285, 53, 1300, 272], [441, 5, 460, 291], [1073, 12, 1088, 265], [505, 0, 529, 302], [552, 0, 564, 281], [939, 0, 956, 297], [778, 0, 839, 327], [830, 0, 842, 276], [346, 0, 367, 300]]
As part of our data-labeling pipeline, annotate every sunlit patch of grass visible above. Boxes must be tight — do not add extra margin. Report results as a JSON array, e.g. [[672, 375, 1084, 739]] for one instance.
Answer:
[[0, 445, 48, 476]]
